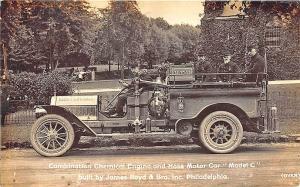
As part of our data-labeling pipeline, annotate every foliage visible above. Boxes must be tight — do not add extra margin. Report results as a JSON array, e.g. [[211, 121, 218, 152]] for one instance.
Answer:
[[150, 17, 171, 30], [199, 18, 257, 70], [1, 84, 12, 115], [202, 0, 300, 79], [2, 0, 298, 81], [267, 54, 300, 80], [9, 71, 73, 105], [142, 24, 169, 68], [166, 31, 183, 64], [23, 0, 93, 69], [0, 0, 22, 46], [2, 0, 202, 75], [8, 24, 47, 72], [245, 1, 300, 25], [94, 2, 201, 70], [0, 0, 23, 82], [94, 0, 147, 78], [80, 10, 100, 65], [142, 22, 201, 67], [204, 1, 300, 23], [1, 0, 95, 72], [170, 24, 201, 63]]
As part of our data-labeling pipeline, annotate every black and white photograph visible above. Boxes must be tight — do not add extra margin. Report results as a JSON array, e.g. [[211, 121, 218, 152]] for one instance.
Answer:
[[1, 0, 300, 186]]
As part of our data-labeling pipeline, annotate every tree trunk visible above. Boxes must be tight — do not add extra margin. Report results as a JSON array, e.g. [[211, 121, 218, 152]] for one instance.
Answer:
[[117, 58, 120, 71], [121, 42, 125, 80], [108, 60, 111, 72], [2, 44, 9, 84], [49, 47, 53, 71], [46, 63, 50, 72], [148, 60, 152, 69], [55, 59, 59, 70], [127, 58, 130, 75]]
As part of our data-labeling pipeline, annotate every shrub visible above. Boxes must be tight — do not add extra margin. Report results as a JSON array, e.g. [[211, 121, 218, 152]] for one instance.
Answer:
[[268, 54, 300, 80], [95, 69, 133, 80], [9, 71, 73, 105], [1, 85, 12, 117]]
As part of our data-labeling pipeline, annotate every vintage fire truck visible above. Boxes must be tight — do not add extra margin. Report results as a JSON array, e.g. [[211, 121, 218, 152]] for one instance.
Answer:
[[30, 64, 279, 156]]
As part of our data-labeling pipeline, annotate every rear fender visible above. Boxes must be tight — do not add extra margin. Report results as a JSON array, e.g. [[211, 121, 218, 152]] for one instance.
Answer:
[[175, 103, 260, 133]]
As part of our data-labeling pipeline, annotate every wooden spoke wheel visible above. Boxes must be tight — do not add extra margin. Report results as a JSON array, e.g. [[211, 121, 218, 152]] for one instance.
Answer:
[[31, 114, 74, 157], [199, 111, 243, 154]]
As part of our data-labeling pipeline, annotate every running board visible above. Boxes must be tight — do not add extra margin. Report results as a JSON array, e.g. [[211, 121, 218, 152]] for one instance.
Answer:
[[95, 132, 177, 137], [262, 130, 281, 134]]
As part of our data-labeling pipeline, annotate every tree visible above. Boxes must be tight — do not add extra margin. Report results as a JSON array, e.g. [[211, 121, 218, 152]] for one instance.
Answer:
[[166, 31, 183, 64], [170, 24, 201, 63], [80, 9, 100, 66], [1, 0, 23, 82], [243, 1, 300, 24], [204, 1, 300, 27], [151, 17, 171, 30], [96, 0, 146, 79], [11, 0, 93, 71], [142, 24, 169, 68], [8, 24, 47, 72], [94, 27, 115, 70]]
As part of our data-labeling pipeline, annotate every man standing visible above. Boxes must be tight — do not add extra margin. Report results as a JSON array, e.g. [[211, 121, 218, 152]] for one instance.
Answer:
[[218, 53, 240, 82], [245, 47, 265, 82]]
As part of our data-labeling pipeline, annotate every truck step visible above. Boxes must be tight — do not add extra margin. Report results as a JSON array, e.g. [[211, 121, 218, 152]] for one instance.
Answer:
[[153, 140, 171, 146]]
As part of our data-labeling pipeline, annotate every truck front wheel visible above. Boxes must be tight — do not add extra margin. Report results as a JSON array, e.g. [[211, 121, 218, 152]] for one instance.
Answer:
[[199, 111, 243, 154], [31, 114, 75, 157]]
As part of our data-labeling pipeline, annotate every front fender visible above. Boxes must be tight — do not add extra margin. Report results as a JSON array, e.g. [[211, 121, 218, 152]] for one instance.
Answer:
[[34, 105, 96, 136]]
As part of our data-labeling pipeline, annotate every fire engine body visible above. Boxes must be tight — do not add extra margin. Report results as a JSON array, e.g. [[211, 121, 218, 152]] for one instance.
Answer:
[[31, 64, 279, 156]]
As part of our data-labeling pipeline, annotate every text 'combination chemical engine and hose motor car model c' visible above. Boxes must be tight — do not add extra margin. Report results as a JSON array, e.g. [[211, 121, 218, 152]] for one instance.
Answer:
[[31, 64, 279, 156]]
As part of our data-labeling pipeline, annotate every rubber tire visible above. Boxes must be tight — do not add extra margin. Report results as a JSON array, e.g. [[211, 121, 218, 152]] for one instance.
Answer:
[[199, 111, 243, 154], [191, 135, 212, 153], [30, 114, 75, 157]]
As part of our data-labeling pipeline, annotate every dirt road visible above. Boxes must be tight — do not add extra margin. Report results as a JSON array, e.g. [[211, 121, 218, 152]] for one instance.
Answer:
[[1, 143, 300, 187]]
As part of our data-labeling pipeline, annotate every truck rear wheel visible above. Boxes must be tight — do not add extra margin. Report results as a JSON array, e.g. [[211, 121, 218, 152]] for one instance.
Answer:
[[199, 111, 243, 153], [30, 114, 75, 157]]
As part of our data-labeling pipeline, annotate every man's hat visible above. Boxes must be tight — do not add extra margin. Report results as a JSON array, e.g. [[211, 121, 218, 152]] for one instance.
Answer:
[[223, 51, 232, 57], [248, 45, 258, 51]]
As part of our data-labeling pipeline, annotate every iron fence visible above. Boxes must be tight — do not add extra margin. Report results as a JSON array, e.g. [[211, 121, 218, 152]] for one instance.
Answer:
[[3, 109, 35, 125], [268, 90, 300, 119]]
